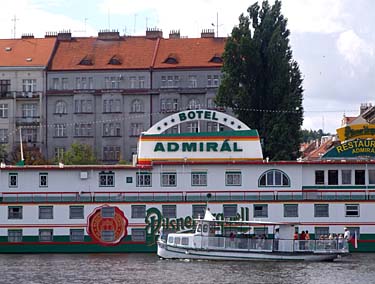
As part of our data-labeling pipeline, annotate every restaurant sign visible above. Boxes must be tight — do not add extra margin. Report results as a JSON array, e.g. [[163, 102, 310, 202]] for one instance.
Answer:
[[337, 124, 375, 141], [323, 139, 375, 158]]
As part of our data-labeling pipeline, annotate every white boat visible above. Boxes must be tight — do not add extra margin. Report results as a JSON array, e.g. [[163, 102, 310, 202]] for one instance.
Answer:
[[157, 207, 350, 261]]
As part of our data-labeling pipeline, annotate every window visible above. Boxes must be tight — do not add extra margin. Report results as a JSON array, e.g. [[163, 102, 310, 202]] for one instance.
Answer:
[[284, 204, 298, 217], [130, 123, 144, 136], [355, 170, 365, 185], [138, 76, 145, 88], [104, 77, 120, 89], [315, 227, 329, 239], [160, 98, 178, 112], [131, 229, 146, 241], [129, 76, 137, 89], [136, 172, 152, 187], [69, 206, 84, 219], [131, 205, 146, 218], [74, 123, 92, 137], [55, 147, 65, 161], [39, 173, 48, 187], [369, 170, 375, 184], [55, 101, 67, 114], [188, 99, 200, 109], [0, 129, 8, 143], [103, 99, 121, 113], [62, 78, 68, 90], [347, 227, 360, 240], [8, 206, 22, 219], [103, 123, 121, 136], [207, 122, 218, 132], [39, 229, 53, 242], [9, 173, 18, 188], [207, 75, 212, 87], [54, 124, 67, 137], [162, 205, 177, 218], [192, 205, 206, 219], [187, 122, 199, 133], [207, 98, 216, 109], [70, 229, 84, 242], [101, 207, 115, 218], [225, 171, 241, 186], [314, 204, 329, 217], [22, 79, 36, 92], [254, 204, 268, 218], [22, 128, 37, 143], [315, 170, 325, 185], [328, 170, 338, 185], [39, 206, 53, 219], [103, 146, 121, 161], [191, 172, 207, 186], [8, 230, 22, 242], [52, 78, 59, 90], [99, 171, 115, 187], [131, 99, 144, 113], [101, 230, 114, 242], [0, 104, 8, 118], [223, 204, 237, 218], [345, 204, 359, 217], [0, 79, 11, 95], [22, 103, 37, 117], [213, 75, 219, 86], [189, 75, 197, 88], [259, 170, 290, 187], [161, 172, 177, 187], [74, 99, 93, 113], [342, 170, 352, 185]]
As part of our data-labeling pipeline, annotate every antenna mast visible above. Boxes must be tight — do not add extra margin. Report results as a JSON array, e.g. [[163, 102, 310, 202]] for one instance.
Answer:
[[11, 15, 19, 39]]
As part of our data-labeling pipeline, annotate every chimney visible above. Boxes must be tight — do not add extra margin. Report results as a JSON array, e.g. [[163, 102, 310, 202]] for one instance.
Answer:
[[201, 29, 215, 38], [21, 33, 34, 39], [98, 29, 120, 40], [57, 30, 72, 41], [45, 32, 58, 38], [146, 28, 163, 39], [169, 30, 180, 39], [360, 103, 372, 114]]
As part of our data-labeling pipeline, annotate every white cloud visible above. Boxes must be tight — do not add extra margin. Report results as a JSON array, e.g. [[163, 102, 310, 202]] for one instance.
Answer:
[[336, 29, 374, 66]]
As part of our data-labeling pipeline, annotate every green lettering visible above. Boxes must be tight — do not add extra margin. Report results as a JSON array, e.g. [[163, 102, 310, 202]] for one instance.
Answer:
[[233, 142, 243, 152], [212, 111, 218, 121], [204, 111, 211, 120], [196, 110, 204, 119], [199, 142, 204, 151], [220, 140, 232, 152], [182, 142, 197, 152], [167, 142, 179, 152], [154, 142, 165, 152], [187, 111, 196, 119], [206, 142, 218, 152], [179, 113, 187, 122]]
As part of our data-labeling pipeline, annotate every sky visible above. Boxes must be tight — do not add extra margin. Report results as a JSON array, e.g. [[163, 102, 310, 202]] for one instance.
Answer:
[[1, 0, 374, 134]]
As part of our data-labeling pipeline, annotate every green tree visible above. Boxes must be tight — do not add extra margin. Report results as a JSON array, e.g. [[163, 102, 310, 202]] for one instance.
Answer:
[[301, 129, 330, 143], [0, 144, 7, 163], [216, 0, 304, 160], [62, 142, 97, 165]]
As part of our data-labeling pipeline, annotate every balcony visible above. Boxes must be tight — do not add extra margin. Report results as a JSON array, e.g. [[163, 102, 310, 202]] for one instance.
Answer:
[[16, 116, 40, 126], [15, 91, 42, 99], [0, 91, 14, 99]]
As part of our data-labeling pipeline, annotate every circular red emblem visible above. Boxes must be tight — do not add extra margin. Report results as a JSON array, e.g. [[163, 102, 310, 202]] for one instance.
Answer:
[[87, 205, 128, 246]]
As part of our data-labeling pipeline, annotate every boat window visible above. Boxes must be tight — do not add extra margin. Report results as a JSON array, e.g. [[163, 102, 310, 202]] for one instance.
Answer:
[[181, 237, 189, 246], [203, 224, 209, 233], [258, 170, 290, 187], [175, 237, 181, 245], [168, 236, 174, 244], [197, 224, 202, 232]]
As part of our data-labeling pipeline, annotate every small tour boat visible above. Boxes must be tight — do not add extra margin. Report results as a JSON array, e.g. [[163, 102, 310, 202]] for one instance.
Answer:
[[157, 208, 350, 261]]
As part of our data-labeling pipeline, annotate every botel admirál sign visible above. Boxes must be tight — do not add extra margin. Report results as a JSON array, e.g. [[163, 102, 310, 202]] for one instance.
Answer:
[[137, 109, 264, 163], [323, 139, 375, 158]]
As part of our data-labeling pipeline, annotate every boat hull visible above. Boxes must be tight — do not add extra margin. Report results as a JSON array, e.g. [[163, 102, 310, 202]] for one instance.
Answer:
[[157, 241, 344, 261]]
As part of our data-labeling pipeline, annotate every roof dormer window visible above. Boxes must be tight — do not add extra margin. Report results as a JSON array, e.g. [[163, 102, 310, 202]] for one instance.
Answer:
[[209, 55, 223, 63], [108, 55, 122, 65], [79, 56, 93, 66], [163, 53, 179, 64]]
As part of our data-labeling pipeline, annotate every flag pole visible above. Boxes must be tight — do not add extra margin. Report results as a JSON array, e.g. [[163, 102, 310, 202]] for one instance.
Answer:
[[18, 127, 24, 166]]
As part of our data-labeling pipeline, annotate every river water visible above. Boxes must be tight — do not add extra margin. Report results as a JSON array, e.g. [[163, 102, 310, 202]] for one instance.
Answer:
[[0, 253, 372, 284]]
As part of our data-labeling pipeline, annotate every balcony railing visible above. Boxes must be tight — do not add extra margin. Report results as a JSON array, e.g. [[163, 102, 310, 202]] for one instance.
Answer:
[[15, 116, 40, 126]]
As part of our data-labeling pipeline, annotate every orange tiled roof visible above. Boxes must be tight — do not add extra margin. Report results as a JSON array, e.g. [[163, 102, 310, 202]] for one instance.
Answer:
[[153, 37, 225, 69], [0, 37, 56, 67], [50, 37, 158, 70]]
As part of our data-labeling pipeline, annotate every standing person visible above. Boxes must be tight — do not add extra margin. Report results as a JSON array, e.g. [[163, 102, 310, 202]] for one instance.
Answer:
[[305, 230, 310, 250], [274, 228, 280, 251], [344, 227, 351, 241], [293, 230, 299, 251], [300, 231, 306, 250]]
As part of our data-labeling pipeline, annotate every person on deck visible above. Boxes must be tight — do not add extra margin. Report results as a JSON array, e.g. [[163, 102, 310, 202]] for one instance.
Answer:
[[344, 227, 351, 241], [300, 231, 306, 250]]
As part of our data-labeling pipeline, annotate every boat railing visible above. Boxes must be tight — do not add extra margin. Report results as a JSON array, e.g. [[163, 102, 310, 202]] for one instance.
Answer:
[[194, 236, 349, 253]]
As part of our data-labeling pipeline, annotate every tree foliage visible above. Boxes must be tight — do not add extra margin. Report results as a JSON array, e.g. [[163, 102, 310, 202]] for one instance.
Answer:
[[10, 146, 49, 165], [0, 144, 7, 163], [302, 129, 330, 143], [61, 142, 98, 165], [216, 0, 304, 160]]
